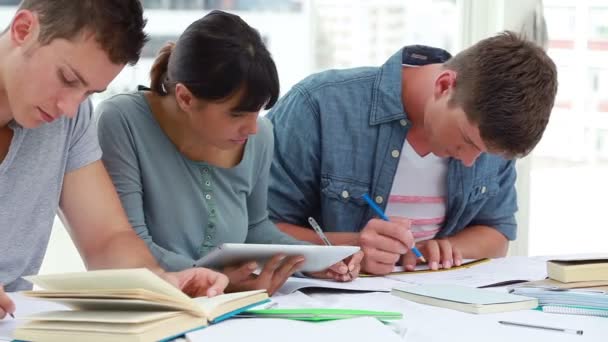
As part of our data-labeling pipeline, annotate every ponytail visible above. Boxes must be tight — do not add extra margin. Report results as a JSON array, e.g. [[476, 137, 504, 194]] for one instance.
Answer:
[[149, 42, 175, 95]]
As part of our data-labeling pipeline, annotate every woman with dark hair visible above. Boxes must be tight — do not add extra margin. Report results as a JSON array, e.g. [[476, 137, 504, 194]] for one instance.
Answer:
[[96, 10, 361, 295]]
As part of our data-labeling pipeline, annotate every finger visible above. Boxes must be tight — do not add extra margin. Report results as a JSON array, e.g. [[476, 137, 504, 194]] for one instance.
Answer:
[[425, 240, 441, 270], [361, 259, 395, 275], [370, 218, 413, 248], [436, 239, 453, 269], [225, 262, 258, 283], [327, 261, 349, 275], [206, 271, 230, 297], [364, 247, 400, 265], [401, 249, 417, 271], [0, 285, 16, 316], [347, 251, 364, 272], [452, 246, 463, 266], [257, 254, 286, 285], [273, 256, 304, 281]]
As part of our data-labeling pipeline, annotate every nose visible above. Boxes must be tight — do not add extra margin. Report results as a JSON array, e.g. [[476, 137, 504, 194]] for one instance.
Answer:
[[241, 113, 259, 136], [56, 90, 85, 118]]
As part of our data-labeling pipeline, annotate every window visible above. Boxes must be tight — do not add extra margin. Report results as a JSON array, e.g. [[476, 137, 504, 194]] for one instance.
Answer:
[[528, 0, 608, 256]]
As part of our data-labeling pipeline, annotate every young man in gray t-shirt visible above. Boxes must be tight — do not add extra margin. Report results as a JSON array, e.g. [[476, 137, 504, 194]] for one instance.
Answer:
[[0, 0, 227, 319]]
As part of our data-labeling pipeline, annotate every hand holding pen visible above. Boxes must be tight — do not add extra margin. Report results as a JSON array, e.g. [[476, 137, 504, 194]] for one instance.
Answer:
[[358, 194, 423, 275], [307, 217, 362, 281]]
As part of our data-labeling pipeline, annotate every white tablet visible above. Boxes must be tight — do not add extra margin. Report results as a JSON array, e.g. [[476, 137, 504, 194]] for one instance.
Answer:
[[195, 243, 360, 273]]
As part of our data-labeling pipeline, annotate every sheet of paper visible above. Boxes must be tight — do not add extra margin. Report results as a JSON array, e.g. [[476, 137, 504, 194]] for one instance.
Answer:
[[0, 293, 69, 341], [385, 256, 548, 288], [186, 316, 404, 342]]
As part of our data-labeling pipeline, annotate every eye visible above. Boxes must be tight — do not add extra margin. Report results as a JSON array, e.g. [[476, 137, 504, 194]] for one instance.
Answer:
[[58, 69, 78, 87]]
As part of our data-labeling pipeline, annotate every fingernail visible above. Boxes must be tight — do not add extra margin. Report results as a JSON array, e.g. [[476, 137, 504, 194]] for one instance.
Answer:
[[207, 289, 217, 297], [339, 265, 348, 274], [444, 260, 452, 269], [348, 263, 355, 271], [248, 262, 258, 270], [431, 262, 438, 270], [455, 259, 462, 266], [406, 264, 415, 271]]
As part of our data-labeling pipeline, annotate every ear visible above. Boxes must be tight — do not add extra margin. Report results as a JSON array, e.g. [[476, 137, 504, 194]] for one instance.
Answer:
[[10, 10, 39, 48], [433, 69, 457, 99], [175, 83, 195, 112]]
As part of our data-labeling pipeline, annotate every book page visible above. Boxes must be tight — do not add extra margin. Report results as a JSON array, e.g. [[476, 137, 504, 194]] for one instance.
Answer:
[[192, 290, 266, 316], [24, 269, 189, 302], [0, 293, 68, 341]]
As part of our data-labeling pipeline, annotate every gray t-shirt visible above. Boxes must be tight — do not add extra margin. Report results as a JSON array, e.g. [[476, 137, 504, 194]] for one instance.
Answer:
[[96, 93, 304, 272], [0, 99, 101, 291]]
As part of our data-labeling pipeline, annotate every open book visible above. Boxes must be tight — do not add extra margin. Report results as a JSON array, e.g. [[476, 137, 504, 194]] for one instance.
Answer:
[[14, 268, 268, 342], [391, 285, 538, 314]]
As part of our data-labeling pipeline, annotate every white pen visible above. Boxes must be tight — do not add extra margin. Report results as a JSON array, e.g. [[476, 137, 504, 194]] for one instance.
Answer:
[[308, 217, 353, 279], [308, 217, 332, 246], [498, 320, 583, 335]]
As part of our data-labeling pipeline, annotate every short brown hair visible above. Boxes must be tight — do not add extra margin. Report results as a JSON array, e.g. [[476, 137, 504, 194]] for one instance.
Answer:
[[17, 0, 148, 65], [445, 31, 558, 158]]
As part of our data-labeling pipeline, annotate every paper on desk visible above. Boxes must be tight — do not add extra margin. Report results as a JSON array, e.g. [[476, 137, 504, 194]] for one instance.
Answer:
[[0, 292, 68, 341], [277, 275, 403, 295], [385, 256, 548, 288], [186, 316, 404, 342]]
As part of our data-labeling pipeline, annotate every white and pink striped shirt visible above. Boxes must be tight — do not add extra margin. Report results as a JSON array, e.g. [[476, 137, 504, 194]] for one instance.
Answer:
[[385, 139, 448, 242]]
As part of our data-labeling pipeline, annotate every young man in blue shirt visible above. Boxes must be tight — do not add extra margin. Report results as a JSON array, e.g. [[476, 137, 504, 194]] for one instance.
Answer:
[[267, 32, 557, 275]]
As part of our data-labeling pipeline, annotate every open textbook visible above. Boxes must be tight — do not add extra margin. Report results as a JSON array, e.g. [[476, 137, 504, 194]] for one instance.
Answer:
[[13, 269, 268, 342]]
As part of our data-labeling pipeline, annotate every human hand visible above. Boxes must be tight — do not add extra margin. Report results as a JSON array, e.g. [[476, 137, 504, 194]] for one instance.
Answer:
[[163, 267, 229, 298], [223, 254, 304, 295], [402, 238, 462, 271], [0, 284, 15, 320], [359, 217, 414, 275], [306, 251, 364, 281]]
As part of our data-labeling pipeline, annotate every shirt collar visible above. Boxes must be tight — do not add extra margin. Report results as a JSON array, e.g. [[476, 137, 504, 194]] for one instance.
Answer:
[[369, 45, 452, 126]]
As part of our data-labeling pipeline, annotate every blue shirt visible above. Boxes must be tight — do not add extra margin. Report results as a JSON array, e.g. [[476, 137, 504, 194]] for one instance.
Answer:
[[266, 46, 518, 240]]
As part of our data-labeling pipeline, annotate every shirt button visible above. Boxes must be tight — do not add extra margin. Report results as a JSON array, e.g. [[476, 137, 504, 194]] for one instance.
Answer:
[[341, 190, 350, 199], [400, 119, 407, 127], [481, 186, 487, 194], [205, 181, 211, 186], [375, 196, 384, 204], [206, 235, 212, 240], [205, 194, 212, 200], [391, 150, 400, 158], [202, 168, 209, 173]]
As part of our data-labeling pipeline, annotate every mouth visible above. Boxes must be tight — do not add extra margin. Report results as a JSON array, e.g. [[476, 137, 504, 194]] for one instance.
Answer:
[[230, 138, 248, 144], [38, 107, 56, 123]]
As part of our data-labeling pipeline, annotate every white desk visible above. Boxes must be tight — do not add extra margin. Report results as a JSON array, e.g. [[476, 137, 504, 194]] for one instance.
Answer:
[[2, 256, 607, 342]]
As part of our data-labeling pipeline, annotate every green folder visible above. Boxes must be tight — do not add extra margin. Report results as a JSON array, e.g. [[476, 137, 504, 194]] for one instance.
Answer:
[[235, 308, 403, 322]]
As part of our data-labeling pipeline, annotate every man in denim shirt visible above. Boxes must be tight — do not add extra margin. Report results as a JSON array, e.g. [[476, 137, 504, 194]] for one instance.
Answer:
[[267, 32, 558, 275]]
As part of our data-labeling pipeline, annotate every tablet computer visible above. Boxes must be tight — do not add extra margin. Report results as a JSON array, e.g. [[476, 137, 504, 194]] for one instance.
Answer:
[[195, 244, 360, 273]]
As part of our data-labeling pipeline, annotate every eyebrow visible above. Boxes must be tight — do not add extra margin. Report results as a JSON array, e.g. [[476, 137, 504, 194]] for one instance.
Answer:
[[67, 64, 107, 93]]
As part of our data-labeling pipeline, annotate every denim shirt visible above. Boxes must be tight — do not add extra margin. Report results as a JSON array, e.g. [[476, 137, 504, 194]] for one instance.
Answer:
[[267, 46, 518, 240]]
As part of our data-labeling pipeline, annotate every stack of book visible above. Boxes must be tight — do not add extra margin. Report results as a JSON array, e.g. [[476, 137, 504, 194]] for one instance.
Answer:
[[510, 256, 608, 318]]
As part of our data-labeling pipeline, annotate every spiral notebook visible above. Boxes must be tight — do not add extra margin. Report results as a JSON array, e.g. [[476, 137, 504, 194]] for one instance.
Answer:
[[540, 305, 608, 318]]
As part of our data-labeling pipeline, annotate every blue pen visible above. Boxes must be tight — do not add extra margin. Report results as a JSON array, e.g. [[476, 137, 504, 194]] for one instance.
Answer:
[[361, 193, 426, 263]]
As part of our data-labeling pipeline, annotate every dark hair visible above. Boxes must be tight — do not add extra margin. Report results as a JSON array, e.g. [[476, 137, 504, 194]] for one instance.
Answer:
[[445, 31, 558, 158], [17, 0, 148, 65], [150, 10, 279, 112]]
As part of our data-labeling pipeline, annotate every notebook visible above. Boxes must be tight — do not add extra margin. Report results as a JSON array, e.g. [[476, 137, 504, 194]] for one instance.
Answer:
[[547, 257, 608, 283], [234, 308, 403, 322], [510, 287, 608, 309], [361, 258, 490, 277], [539, 305, 608, 318], [13, 268, 269, 342], [391, 285, 538, 314]]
